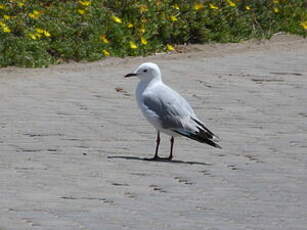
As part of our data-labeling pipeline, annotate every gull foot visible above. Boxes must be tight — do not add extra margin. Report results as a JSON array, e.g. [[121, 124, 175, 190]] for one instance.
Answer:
[[144, 156, 173, 161]]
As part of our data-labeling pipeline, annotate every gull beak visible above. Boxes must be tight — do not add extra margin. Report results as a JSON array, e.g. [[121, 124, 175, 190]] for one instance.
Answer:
[[124, 73, 138, 78]]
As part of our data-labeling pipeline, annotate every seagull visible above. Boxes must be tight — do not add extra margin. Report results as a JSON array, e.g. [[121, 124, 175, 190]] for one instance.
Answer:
[[124, 62, 221, 160]]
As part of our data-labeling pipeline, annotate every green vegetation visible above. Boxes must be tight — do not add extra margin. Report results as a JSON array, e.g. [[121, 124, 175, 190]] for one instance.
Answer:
[[0, 0, 306, 67]]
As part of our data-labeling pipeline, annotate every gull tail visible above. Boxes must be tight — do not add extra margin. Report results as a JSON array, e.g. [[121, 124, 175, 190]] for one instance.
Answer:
[[173, 118, 222, 149], [192, 118, 221, 142], [174, 129, 222, 149]]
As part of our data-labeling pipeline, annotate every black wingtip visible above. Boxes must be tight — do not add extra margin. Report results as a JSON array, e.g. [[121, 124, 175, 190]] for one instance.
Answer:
[[213, 142, 222, 149], [174, 129, 222, 149], [202, 137, 222, 149]]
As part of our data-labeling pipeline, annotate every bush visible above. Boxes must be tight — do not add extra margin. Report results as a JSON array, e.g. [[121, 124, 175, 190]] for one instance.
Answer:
[[0, 0, 306, 67]]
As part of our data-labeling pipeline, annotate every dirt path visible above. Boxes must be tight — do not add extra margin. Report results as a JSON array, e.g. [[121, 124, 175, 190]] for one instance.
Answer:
[[0, 34, 306, 230]]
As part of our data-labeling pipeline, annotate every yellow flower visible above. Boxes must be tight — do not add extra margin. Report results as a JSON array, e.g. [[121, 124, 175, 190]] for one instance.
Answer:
[[111, 15, 122, 23], [28, 10, 41, 19], [35, 33, 42, 38], [78, 9, 85, 15], [245, 6, 251, 10], [173, 4, 180, 10], [139, 5, 148, 13], [35, 28, 51, 37], [273, 0, 279, 3], [35, 28, 44, 33], [273, 7, 279, 13], [0, 4, 5, 9], [300, 21, 307, 30], [43, 30, 51, 37], [2, 25, 11, 33], [226, 0, 236, 7], [0, 22, 11, 33], [28, 13, 36, 18], [129, 41, 138, 49], [102, 49, 110, 56], [193, 3, 204, 11], [170, 16, 177, 22], [141, 37, 148, 45], [209, 4, 219, 10], [100, 34, 109, 44], [28, 33, 37, 40], [166, 44, 175, 51], [139, 26, 146, 33], [3, 15, 11, 20], [33, 10, 41, 16], [79, 1, 91, 6], [127, 23, 133, 28]]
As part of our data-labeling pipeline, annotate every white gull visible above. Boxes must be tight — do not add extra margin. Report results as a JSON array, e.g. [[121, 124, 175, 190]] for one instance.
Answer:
[[125, 62, 221, 160]]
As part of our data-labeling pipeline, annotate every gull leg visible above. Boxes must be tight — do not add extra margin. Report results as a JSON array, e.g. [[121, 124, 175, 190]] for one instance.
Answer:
[[153, 131, 160, 159], [168, 136, 174, 160]]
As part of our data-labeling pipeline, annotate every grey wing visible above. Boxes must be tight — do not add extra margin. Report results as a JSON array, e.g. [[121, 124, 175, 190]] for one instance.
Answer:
[[143, 86, 194, 129], [143, 85, 221, 148]]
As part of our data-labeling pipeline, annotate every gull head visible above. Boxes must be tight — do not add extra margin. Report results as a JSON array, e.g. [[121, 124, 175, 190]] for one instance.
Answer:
[[124, 62, 161, 81]]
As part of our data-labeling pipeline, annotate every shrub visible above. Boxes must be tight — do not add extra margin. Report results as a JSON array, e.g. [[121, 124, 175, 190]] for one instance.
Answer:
[[0, 0, 306, 67]]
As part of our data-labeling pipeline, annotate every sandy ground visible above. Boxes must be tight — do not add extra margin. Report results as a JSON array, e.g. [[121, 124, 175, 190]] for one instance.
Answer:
[[0, 34, 306, 230]]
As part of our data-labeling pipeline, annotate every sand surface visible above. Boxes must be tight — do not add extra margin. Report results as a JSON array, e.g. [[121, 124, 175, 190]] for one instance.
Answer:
[[0, 34, 306, 230]]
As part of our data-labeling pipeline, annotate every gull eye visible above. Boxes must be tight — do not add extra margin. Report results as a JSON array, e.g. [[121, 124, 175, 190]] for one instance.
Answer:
[[143, 69, 148, 73]]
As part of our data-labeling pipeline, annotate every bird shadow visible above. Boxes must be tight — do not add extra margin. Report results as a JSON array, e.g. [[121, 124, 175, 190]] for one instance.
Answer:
[[107, 155, 211, 166]]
